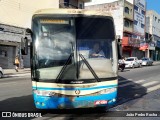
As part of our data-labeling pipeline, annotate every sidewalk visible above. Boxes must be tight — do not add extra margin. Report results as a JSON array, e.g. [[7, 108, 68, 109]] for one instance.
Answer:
[[4, 68, 31, 74], [3, 68, 31, 78], [153, 61, 160, 65]]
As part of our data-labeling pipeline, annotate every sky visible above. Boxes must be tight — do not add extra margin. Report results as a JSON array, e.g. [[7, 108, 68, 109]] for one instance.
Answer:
[[146, 0, 160, 14]]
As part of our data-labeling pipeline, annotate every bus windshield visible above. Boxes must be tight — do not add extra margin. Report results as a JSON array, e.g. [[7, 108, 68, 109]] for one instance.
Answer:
[[32, 16, 116, 82]]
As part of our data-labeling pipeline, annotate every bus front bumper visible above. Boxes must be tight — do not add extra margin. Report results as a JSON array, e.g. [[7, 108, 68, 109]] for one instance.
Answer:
[[33, 91, 117, 109]]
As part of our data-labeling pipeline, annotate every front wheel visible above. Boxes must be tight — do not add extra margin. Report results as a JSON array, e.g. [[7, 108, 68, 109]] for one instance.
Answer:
[[132, 65, 135, 69]]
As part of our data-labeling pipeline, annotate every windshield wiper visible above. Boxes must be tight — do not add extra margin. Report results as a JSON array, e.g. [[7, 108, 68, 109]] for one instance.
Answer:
[[79, 54, 101, 82], [55, 53, 73, 82]]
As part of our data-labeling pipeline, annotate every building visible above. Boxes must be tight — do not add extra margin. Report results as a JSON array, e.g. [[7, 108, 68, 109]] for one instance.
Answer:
[[60, 0, 91, 9], [146, 10, 160, 61], [132, 0, 146, 58], [86, 0, 146, 59], [0, 0, 91, 68], [122, 0, 134, 57], [122, 0, 146, 58], [86, 0, 124, 39]]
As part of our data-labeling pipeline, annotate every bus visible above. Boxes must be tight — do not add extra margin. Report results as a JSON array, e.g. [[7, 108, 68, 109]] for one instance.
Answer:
[[23, 8, 118, 109]]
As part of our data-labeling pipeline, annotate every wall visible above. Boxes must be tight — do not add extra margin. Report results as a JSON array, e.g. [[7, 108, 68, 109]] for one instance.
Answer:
[[0, 0, 59, 28], [133, 0, 146, 37], [123, 0, 134, 34], [146, 11, 160, 37]]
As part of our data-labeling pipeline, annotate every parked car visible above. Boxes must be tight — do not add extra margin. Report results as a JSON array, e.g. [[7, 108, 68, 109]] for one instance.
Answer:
[[141, 57, 153, 66], [124, 57, 141, 68], [0, 66, 4, 78]]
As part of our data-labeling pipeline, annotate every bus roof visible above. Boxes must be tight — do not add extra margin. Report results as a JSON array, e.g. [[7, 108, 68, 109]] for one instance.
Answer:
[[34, 8, 113, 17]]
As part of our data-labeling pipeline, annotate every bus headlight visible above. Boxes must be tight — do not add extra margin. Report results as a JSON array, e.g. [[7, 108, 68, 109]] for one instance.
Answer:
[[99, 88, 117, 94], [33, 90, 55, 96]]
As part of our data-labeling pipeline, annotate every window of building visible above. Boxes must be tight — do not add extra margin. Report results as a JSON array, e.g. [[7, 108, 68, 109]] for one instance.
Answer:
[[158, 19, 160, 23], [141, 10, 145, 15], [141, 24, 145, 28], [134, 20, 138, 25], [124, 20, 130, 27], [125, 7, 129, 14], [134, 5, 138, 11], [155, 16, 157, 21]]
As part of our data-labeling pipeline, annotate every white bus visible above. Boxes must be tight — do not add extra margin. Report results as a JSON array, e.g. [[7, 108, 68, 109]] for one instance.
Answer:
[[23, 8, 118, 109]]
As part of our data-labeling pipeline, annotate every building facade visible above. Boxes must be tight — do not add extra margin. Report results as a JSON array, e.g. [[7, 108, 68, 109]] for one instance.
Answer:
[[86, 0, 146, 59], [132, 0, 146, 58], [122, 0, 134, 57], [0, 0, 91, 68], [146, 10, 160, 61], [86, 0, 124, 39]]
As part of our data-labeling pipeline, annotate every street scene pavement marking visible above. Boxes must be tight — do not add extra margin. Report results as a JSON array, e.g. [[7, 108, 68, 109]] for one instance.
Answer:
[[118, 80, 145, 87], [132, 81, 159, 89], [4, 73, 30, 77], [119, 78, 160, 94], [147, 84, 160, 93]]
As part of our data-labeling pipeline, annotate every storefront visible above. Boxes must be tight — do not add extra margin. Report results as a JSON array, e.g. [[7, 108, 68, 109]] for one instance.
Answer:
[[155, 40, 160, 61], [122, 37, 144, 59], [148, 41, 156, 60], [0, 24, 30, 68]]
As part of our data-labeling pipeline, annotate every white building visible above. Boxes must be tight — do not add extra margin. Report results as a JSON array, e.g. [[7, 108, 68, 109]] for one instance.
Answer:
[[133, 0, 146, 38], [146, 10, 160, 60]]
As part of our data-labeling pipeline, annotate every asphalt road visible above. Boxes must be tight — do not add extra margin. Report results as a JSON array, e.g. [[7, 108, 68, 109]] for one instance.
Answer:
[[0, 64, 160, 119]]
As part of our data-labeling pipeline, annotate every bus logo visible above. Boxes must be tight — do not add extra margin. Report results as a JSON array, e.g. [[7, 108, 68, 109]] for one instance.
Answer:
[[75, 90, 80, 95]]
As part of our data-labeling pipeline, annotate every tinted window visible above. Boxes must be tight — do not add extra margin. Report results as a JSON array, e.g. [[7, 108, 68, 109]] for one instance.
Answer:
[[126, 58, 134, 61]]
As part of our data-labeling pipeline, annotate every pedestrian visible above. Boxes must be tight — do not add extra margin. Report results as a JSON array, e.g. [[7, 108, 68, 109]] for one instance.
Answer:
[[20, 56, 24, 69], [15, 56, 20, 72]]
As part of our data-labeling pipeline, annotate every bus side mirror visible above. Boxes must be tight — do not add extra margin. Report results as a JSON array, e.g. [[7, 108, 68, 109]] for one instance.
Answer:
[[21, 37, 28, 55], [116, 35, 122, 59], [26, 28, 32, 34]]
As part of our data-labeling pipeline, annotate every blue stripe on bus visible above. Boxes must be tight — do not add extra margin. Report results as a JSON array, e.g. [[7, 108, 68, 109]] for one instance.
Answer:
[[32, 84, 117, 91], [33, 91, 117, 109]]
